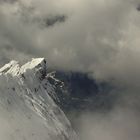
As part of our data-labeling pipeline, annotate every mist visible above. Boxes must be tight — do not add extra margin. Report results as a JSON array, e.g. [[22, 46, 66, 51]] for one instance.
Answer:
[[0, 0, 140, 86], [78, 108, 140, 140], [1, 0, 140, 140], [74, 89, 140, 140]]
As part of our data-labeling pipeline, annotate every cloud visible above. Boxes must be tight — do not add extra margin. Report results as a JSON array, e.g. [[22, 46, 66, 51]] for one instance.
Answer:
[[0, 0, 140, 88], [1, 1, 140, 139], [73, 88, 140, 140], [77, 106, 140, 140]]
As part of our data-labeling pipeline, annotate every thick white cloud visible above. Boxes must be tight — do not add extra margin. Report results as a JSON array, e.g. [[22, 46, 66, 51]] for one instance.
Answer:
[[0, 0, 140, 87]]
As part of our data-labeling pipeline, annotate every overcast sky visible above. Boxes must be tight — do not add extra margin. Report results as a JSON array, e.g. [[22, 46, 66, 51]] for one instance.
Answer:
[[0, 0, 140, 88]]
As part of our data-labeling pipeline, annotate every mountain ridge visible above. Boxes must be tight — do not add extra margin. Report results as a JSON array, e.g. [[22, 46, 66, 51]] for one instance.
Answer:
[[0, 58, 78, 140]]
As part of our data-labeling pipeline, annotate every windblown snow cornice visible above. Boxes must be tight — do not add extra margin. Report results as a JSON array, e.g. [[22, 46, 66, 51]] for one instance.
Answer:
[[0, 58, 78, 140]]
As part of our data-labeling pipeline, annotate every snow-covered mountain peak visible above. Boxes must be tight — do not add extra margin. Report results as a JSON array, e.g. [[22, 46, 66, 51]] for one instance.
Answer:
[[20, 58, 47, 83], [0, 60, 19, 76], [0, 58, 78, 140], [20, 58, 47, 73], [0, 58, 47, 76]]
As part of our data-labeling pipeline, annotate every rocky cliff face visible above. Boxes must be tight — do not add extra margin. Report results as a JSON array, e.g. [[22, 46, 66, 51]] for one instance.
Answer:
[[0, 58, 78, 140]]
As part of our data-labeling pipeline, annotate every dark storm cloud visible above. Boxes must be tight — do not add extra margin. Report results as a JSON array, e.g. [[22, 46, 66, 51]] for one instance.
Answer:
[[45, 15, 67, 27]]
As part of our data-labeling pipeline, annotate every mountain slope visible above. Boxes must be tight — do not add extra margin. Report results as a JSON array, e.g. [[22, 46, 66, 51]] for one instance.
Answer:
[[0, 58, 78, 140]]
